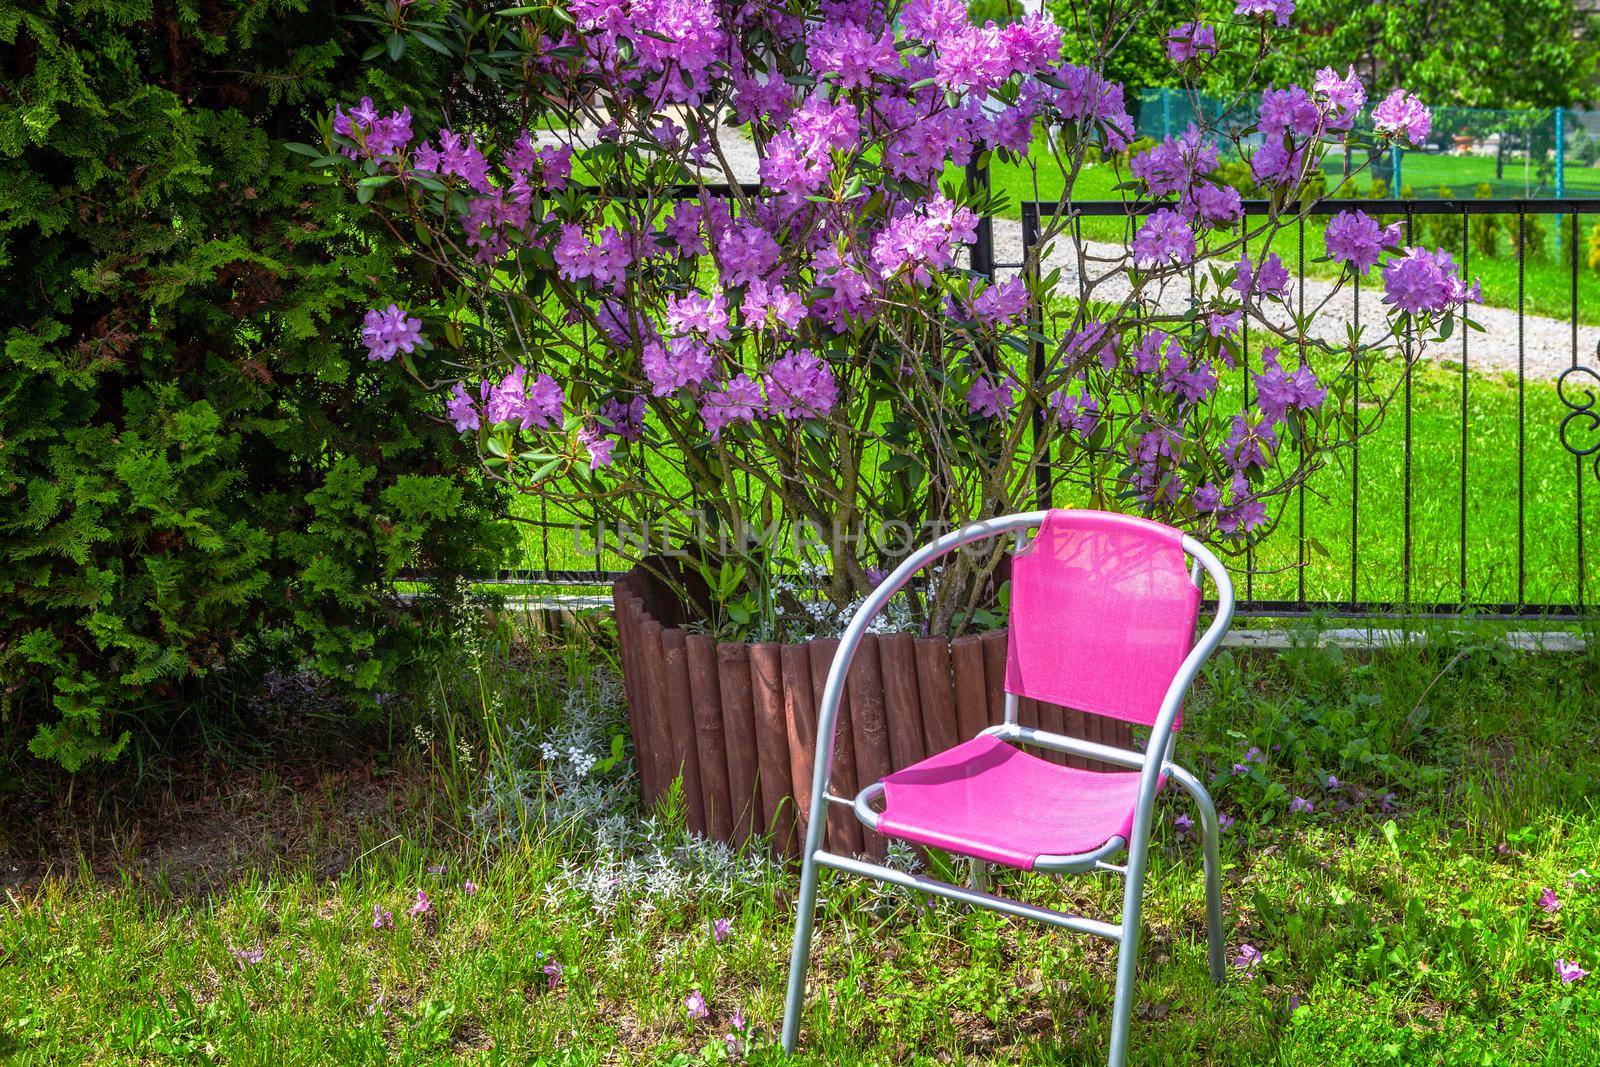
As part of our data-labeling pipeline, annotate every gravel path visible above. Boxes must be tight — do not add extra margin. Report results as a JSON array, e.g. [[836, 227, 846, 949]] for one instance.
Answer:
[[544, 125, 1592, 381], [989, 218, 1594, 382]]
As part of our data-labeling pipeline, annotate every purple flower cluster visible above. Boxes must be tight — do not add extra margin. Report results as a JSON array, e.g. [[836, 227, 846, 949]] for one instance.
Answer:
[[333, 97, 412, 160], [1381, 247, 1481, 315], [1165, 23, 1216, 63], [554, 225, 635, 288], [1325, 210, 1402, 273], [1372, 89, 1432, 146], [763, 350, 838, 420], [1253, 348, 1326, 423], [1235, 0, 1295, 26], [872, 196, 979, 284], [1131, 208, 1196, 268], [360, 305, 423, 362]]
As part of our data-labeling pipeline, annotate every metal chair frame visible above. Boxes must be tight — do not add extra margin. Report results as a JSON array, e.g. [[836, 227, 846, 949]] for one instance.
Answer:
[[779, 511, 1236, 1067]]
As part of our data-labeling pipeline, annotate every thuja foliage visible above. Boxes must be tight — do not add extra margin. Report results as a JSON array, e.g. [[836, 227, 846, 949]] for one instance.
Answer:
[[0, 2, 510, 770]]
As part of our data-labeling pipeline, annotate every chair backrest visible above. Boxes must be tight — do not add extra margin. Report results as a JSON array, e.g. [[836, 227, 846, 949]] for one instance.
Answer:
[[1004, 509, 1203, 729]]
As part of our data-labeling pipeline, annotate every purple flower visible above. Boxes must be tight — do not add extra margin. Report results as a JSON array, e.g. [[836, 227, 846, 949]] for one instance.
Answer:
[[1233, 943, 1262, 970], [231, 946, 265, 967], [966, 375, 1016, 418], [1380, 792, 1398, 812], [1208, 310, 1243, 338], [1259, 86, 1321, 138], [1194, 482, 1222, 514], [360, 305, 424, 362], [1371, 89, 1432, 146], [1313, 66, 1366, 131], [1557, 958, 1589, 984], [462, 880, 479, 896], [544, 962, 563, 990], [666, 290, 731, 343], [577, 425, 616, 470], [1326, 775, 1341, 790], [445, 380, 485, 433], [1050, 388, 1100, 435], [426, 863, 448, 876], [599, 396, 648, 442], [729, 1006, 745, 1030], [334, 98, 413, 159], [1235, 0, 1294, 25], [700, 374, 765, 440], [413, 128, 492, 192], [1191, 182, 1243, 227], [1325, 210, 1402, 273], [485, 367, 564, 430], [1382, 247, 1480, 315], [409, 889, 431, 917], [713, 918, 733, 944], [643, 335, 717, 397], [971, 278, 1029, 324], [742, 280, 807, 333], [685, 989, 711, 1020], [1165, 22, 1217, 63], [372, 905, 394, 930], [1539, 888, 1562, 914], [1173, 813, 1194, 834], [871, 195, 978, 284], [763, 350, 838, 419], [1290, 796, 1314, 815], [1132, 208, 1195, 269], [1217, 812, 1235, 832], [552, 224, 634, 287], [1131, 126, 1219, 198], [1254, 349, 1325, 422], [1223, 414, 1277, 471]]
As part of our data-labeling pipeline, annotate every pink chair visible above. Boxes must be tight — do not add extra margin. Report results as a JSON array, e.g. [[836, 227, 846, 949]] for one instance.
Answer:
[[780, 509, 1235, 1067]]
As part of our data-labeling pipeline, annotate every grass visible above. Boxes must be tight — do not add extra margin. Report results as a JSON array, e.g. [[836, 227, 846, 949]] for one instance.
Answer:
[[6, 614, 1600, 1064]]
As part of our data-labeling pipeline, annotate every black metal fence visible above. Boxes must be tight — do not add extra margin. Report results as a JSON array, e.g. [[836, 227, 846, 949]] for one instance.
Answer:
[[1012, 197, 1600, 619], [472, 192, 1600, 620]]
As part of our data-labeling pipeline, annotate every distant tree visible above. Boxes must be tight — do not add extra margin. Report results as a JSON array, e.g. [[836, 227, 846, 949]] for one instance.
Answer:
[[1242, 0, 1600, 109]]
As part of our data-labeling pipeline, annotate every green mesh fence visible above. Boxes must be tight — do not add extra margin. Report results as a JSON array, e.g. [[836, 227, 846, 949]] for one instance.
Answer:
[[1135, 89, 1600, 201]]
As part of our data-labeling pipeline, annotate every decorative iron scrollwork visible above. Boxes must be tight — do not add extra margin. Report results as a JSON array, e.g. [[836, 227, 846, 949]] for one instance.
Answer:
[[1558, 349, 1600, 483]]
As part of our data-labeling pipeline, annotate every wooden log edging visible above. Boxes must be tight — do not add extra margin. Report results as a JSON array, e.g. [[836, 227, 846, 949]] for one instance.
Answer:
[[613, 568, 1133, 854]]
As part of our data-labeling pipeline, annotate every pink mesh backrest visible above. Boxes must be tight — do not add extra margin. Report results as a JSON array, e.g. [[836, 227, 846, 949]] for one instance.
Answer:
[[1005, 509, 1202, 728]]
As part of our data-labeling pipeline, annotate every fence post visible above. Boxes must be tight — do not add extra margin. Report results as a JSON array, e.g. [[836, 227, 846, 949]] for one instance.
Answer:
[[965, 158, 994, 280], [1393, 146, 1403, 193]]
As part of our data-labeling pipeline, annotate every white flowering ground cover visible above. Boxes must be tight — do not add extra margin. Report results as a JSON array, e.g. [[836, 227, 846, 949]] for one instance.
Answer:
[[4, 618, 1600, 1064]]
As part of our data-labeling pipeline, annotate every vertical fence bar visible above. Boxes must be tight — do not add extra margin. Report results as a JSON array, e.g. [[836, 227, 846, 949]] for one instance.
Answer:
[[1459, 207, 1470, 605], [1575, 204, 1587, 609], [1297, 218, 1307, 606], [1403, 206, 1414, 607], [1517, 209, 1527, 606], [1350, 273, 1361, 608], [1021, 202, 1048, 510], [1240, 211, 1253, 605]]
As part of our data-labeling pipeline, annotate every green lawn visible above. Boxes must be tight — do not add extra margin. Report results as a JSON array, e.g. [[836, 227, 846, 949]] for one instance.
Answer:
[[6, 619, 1600, 1063]]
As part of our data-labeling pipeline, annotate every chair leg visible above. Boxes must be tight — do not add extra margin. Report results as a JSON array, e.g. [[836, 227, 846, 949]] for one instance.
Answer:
[[1197, 799, 1226, 986], [1107, 862, 1145, 1067], [781, 848, 823, 1053]]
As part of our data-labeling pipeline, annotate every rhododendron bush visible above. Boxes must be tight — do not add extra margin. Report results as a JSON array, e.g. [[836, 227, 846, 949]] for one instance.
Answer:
[[308, 0, 1478, 635]]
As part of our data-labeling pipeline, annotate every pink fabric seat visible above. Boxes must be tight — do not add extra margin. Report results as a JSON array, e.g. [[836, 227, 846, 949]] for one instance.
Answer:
[[873, 734, 1146, 870]]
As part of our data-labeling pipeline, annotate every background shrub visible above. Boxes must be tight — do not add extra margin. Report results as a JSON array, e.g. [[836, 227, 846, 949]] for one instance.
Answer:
[[0, 1, 509, 769]]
